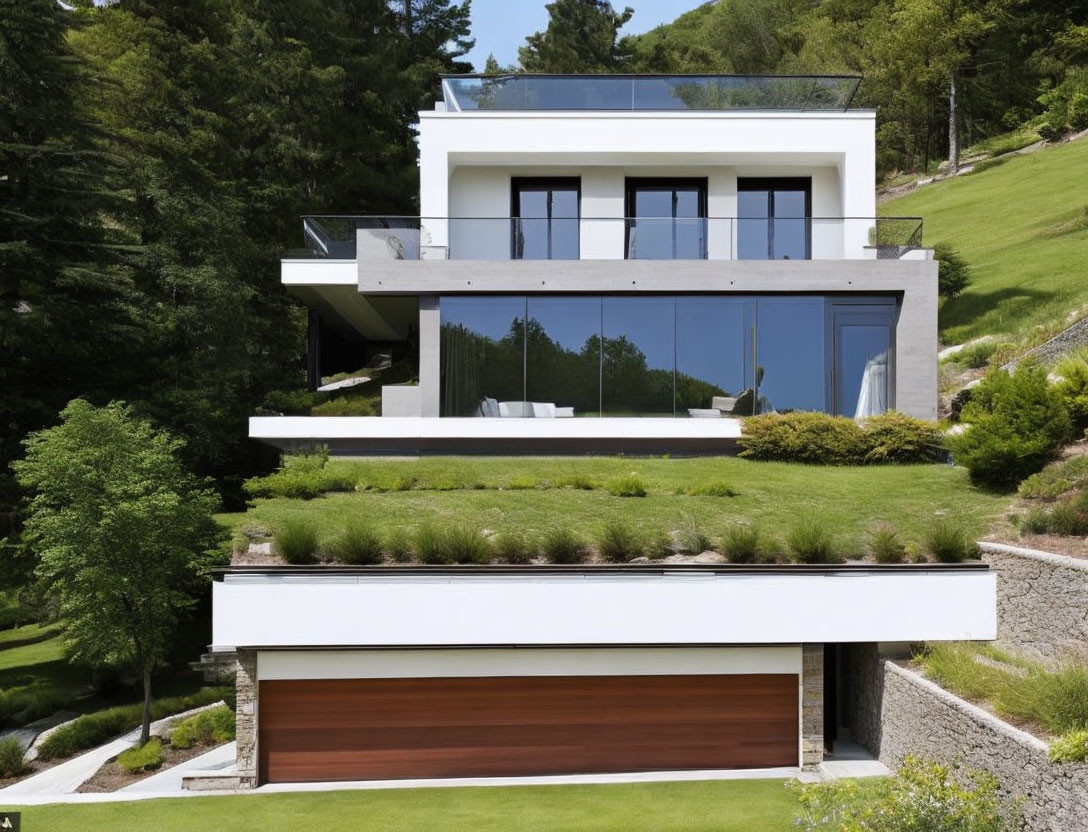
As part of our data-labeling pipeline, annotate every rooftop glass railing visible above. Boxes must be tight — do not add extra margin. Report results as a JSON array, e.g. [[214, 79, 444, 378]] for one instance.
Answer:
[[440, 74, 863, 113], [298, 216, 923, 262]]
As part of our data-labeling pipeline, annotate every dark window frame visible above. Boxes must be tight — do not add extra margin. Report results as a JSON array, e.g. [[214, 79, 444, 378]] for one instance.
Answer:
[[510, 177, 582, 260], [624, 177, 709, 260], [737, 177, 812, 260]]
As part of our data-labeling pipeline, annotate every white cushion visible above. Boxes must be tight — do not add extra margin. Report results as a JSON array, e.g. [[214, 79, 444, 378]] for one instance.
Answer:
[[498, 401, 533, 418], [531, 402, 557, 418]]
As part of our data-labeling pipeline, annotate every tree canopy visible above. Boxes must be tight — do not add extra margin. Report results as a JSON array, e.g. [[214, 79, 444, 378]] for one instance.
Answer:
[[13, 399, 222, 744], [519, 0, 635, 72]]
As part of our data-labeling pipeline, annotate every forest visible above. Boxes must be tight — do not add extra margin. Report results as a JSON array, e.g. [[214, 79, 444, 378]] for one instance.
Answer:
[[3, 0, 1087, 537]]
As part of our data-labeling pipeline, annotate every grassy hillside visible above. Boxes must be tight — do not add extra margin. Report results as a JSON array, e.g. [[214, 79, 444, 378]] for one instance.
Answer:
[[883, 137, 1088, 346]]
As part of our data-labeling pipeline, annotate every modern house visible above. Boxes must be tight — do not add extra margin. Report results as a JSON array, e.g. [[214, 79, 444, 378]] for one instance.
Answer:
[[207, 76, 977, 791], [253, 73, 938, 455]]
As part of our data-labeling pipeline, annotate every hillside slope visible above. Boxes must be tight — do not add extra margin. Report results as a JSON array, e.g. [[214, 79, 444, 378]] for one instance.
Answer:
[[882, 138, 1088, 347]]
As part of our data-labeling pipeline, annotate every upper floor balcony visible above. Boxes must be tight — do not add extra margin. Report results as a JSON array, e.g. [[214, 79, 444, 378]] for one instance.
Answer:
[[299, 215, 924, 263]]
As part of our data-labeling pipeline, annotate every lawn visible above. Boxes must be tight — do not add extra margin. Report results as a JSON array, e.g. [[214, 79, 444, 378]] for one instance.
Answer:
[[220, 456, 1009, 557], [20, 779, 800, 832], [882, 136, 1088, 346]]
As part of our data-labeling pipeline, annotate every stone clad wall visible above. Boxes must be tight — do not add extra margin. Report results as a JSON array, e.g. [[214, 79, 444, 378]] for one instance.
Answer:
[[847, 651, 1088, 832], [981, 542, 1088, 660], [235, 649, 259, 789], [801, 644, 824, 768]]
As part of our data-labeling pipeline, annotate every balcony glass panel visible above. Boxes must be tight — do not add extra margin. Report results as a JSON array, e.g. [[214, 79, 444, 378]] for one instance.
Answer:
[[601, 297, 676, 416], [526, 297, 602, 417], [440, 297, 525, 416], [441, 75, 862, 112]]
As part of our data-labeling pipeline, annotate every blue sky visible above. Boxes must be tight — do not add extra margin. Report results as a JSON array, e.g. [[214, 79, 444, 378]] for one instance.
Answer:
[[464, 1, 705, 71]]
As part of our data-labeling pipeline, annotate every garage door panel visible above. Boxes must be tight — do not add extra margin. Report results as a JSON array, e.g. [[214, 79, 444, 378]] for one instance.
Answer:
[[259, 674, 799, 783]]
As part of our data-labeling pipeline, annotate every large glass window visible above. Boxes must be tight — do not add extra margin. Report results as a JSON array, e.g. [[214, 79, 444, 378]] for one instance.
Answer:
[[625, 179, 707, 260], [737, 178, 811, 260], [438, 294, 893, 418], [676, 297, 752, 414], [526, 297, 602, 416], [512, 178, 580, 260], [602, 297, 676, 416], [440, 297, 525, 416], [754, 297, 827, 413]]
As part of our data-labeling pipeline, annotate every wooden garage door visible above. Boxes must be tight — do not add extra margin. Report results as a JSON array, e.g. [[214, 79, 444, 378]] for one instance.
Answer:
[[259, 674, 798, 783]]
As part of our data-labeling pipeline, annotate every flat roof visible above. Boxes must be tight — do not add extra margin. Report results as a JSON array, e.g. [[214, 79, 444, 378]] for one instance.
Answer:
[[440, 74, 862, 113], [216, 563, 989, 581]]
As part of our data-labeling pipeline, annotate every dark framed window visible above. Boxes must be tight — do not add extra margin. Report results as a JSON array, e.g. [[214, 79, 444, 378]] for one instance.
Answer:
[[625, 178, 708, 260], [511, 177, 580, 260], [737, 177, 812, 260]]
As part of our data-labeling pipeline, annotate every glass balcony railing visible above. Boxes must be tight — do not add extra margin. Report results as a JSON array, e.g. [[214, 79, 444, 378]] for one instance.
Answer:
[[440, 74, 862, 113], [298, 216, 923, 262]]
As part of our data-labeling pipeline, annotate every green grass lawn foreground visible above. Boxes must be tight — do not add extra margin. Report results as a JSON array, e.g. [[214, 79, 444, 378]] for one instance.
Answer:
[[883, 136, 1088, 346], [221, 457, 1007, 557], [20, 779, 799, 832]]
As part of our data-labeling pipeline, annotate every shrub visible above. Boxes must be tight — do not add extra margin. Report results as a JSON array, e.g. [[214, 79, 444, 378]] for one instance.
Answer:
[[1050, 729, 1088, 763], [740, 412, 868, 464], [943, 339, 997, 369], [934, 242, 972, 300], [949, 363, 1072, 490], [1055, 348, 1088, 433], [274, 516, 321, 564], [721, 523, 765, 564], [117, 737, 164, 773], [925, 520, 977, 563], [493, 531, 536, 564], [606, 474, 647, 497], [861, 412, 944, 463], [1047, 495, 1088, 537], [1020, 506, 1052, 535], [415, 524, 491, 565], [791, 754, 1022, 832], [170, 705, 236, 750], [685, 480, 738, 497], [243, 448, 356, 500], [37, 688, 228, 761], [542, 528, 588, 564], [385, 527, 413, 562], [330, 521, 383, 565], [597, 520, 643, 563], [1019, 456, 1088, 500], [0, 736, 28, 778], [867, 523, 906, 564], [785, 516, 841, 564], [1037, 663, 1088, 735], [310, 393, 380, 417], [676, 513, 713, 554], [949, 387, 974, 422]]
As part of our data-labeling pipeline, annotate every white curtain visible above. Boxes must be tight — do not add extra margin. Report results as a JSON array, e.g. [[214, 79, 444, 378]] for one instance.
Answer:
[[853, 351, 889, 419]]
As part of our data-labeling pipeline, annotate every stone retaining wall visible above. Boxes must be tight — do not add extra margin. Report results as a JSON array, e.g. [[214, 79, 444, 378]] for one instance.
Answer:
[[846, 648, 1088, 832], [981, 541, 1088, 660], [1004, 315, 1088, 371], [234, 649, 258, 789]]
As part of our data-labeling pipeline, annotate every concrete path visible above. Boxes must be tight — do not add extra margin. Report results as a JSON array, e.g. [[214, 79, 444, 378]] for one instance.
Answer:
[[0, 702, 227, 798], [0, 730, 141, 797], [121, 742, 236, 794]]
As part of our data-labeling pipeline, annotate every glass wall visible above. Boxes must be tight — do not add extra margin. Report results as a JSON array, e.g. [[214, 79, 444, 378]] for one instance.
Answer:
[[525, 296, 601, 416], [439, 294, 894, 418], [440, 297, 525, 416]]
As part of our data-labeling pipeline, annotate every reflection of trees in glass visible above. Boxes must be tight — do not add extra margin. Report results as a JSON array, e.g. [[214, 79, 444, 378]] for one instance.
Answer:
[[442, 315, 727, 416]]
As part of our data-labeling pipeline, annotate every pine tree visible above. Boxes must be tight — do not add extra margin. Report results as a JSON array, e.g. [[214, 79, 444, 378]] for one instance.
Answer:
[[0, 0, 141, 516], [519, 0, 634, 72]]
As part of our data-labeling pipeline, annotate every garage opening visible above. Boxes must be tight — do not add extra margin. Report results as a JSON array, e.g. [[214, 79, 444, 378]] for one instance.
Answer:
[[258, 673, 799, 783]]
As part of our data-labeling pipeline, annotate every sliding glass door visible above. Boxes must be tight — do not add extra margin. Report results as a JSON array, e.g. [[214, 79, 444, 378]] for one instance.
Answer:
[[831, 303, 896, 418]]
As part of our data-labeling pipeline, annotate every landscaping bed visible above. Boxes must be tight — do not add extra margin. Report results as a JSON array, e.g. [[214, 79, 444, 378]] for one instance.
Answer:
[[222, 455, 1005, 568], [909, 642, 1088, 761], [76, 740, 218, 793]]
